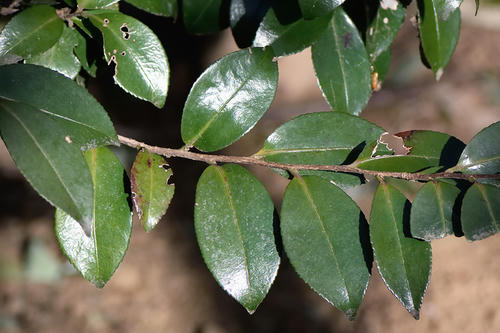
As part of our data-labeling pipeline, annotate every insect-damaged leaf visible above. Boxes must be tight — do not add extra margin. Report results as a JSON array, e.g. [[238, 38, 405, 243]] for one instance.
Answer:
[[461, 183, 500, 241], [181, 48, 278, 152], [77, 0, 119, 9], [194, 164, 279, 313], [0, 5, 64, 59], [55, 147, 132, 288], [123, 0, 177, 18], [312, 8, 372, 115], [298, 0, 345, 20], [0, 99, 94, 234], [280, 175, 371, 319], [370, 183, 431, 319], [88, 10, 169, 108], [0, 64, 118, 150], [183, 0, 229, 34], [131, 149, 174, 232]]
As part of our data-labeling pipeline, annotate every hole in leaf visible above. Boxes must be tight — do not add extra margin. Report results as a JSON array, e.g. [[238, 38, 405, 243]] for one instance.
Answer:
[[103, 18, 109, 27], [121, 51, 126, 56], [120, 23, 130, 40]]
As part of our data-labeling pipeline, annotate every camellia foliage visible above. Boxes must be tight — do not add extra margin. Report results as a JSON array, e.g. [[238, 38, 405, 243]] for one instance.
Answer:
[[0, 0, 498, 320]]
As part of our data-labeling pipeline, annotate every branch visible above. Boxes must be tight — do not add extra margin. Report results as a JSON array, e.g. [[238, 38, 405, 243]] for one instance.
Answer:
[[118, 135, 500, 182]]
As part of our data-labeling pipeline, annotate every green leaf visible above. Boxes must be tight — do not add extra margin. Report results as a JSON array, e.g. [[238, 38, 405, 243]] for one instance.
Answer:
[[55, 147, 132, 287], [183, 0, 229, 34], [77, 0, 119, 9], [230, 0, 271, 48], [357, 156, 435, 172], [181, 48, 278, 152], [74, 30, 97, 77], [0, 64, 118, 150], [0, 5, 64, 58], [311, 8, 372, 115], [280, 175, 371, 319], [194, 164, 279, 313], [88, 11, 169, 108], [372, 48, 391, 85], [410, 181, 461, 240], [26, 26, 81, 79], [418, 0, 461, 80], [0, 99, 94, 234], [454, 121, 500, 175], [435, 0, 463, 20], [131, 149, 175, 232], [370, 183, 431, 319], [123, 0, 178, 18], [298, 0, 345, 19], [253, 7, 332, 57], [461, 183, 500, 241]]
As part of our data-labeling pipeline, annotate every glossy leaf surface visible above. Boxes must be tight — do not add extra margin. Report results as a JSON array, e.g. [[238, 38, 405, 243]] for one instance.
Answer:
[[55, 147, 132, 287], [312, 8, 372, 115], [370, 183, 431, 319], [461, 183, 500, 241], [418, 0, 461, 79], [0, 5, 64, 58], [77, 0, 119, 9], [183, 0, 229, 34], [229, 0, 271, 48], [281, 175, 370, 319], [182, 48, 278, 152], [436, 0, 463, 20], [26, 26, 81, 79], [0, 64, 117, 149], [89, 10, 169, 108], [123, 0, 177, 17], [298, 0, 345, 19], [131, 150, 174, 232], [410, 181, 461, 240], [195, 164, 279, 313], [0, 99, 94, 233]]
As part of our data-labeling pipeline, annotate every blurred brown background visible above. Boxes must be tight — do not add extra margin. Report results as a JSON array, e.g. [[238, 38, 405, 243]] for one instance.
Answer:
[[1, 1, 500, 332]]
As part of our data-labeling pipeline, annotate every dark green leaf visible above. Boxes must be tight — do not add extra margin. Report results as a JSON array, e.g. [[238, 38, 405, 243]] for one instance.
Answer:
[[454, 121, 500, 175], [88, 11, 169, 108], [253, 7, 332, 57], [312, 8, 372, 115], [461, 183, 500, 241], [183, 0, 229, 34], [181, 48, 278, 152], [280, 175, 371, 319], [0, 5, 64, 58], [26, 26, 81, 79], [131, 149, 175, 232], [418, 0, 461, 80], [298, 0, 345, 19], [436, 0, 463, 20], [77, 0, 119, 9], [372, 48, 391, 86], [194, 164, 279, 313], [410, 181, 461, 240], [0, 64, 118, 149], [74, 30, 97, 77], [370, 183, 431, 319], [357, 155, 435, 172], [230, 0, 271, 48], [0, 99, 94, 233], [55, 147, 132, 287], [123, 0, 178, 18]]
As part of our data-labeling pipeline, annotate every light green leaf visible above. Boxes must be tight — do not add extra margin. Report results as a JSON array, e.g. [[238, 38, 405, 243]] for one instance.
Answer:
[[0, 5, 64, 58], [312, 8, 372, 115], [461, 183, 500, 241], [0, 64, 118, 149], [194, 164, 280, 313], [370, 183, 431, 319], [55, 147, 132, 287], [410, 180, 461, 240], [131, 149, 175, 232], [0, 99, 94, 234], [418, 0, 461, 79], [298, 0, 346, 19], [88, 10, 169, 108], [77, 0, 119, 9], [435, 0, 463, 20], [281, 175, 371, 319], [123, 0, 177, 18], [183, 0, 229, 34], [181, 48, 278, 152], [26, 26, 81, 79]]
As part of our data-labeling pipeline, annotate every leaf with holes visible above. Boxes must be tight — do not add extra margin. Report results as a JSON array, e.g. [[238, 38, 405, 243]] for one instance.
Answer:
[[461, 183, 500, 241], [55, 147, 132, 287], [77, 0, 119, 9], [88, 10, 169, 108], [123, 0, 178, 18], [183, 0, 229, 34], [370, 183, 431, 319], [0, 99, 94, 234], [181, 47, 278, 152], [0, 5, 64, 58], [0, 64, 117, 150], [298, 0, 346, 19], [194, 164, 279, 313], [281, 175, 371, 319], [131, 149, 175, 232], [312, 8, 372, 115], [418, 0, 461, 80]]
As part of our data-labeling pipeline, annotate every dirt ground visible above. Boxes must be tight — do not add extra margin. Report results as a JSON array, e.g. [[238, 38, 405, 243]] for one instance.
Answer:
[[1, 3, 500, 332]]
